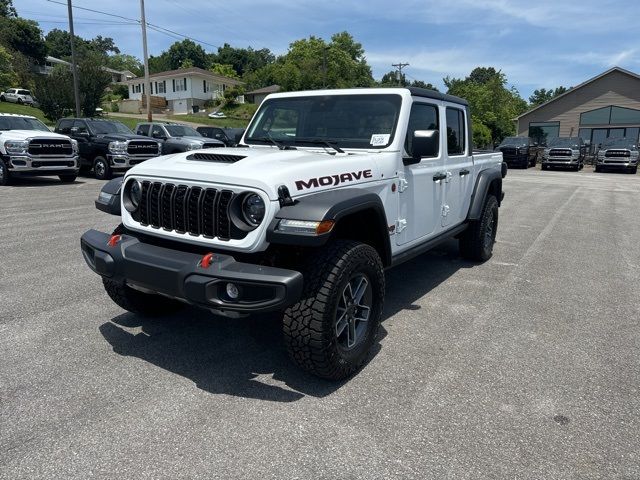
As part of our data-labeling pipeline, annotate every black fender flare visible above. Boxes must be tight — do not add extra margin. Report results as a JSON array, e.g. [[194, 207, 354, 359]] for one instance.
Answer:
[[267, 188, 392, 263], [467, 168, 503, 221], [95, 177, 123, 215]]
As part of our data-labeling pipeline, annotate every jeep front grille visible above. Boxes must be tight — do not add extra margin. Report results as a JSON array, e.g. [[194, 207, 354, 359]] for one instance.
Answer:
[[127, 140, 159, 156], [28, 138, 73, 156], [137, 181, 235, 240]]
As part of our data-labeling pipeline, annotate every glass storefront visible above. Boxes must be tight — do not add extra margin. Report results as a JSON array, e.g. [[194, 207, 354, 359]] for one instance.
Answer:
[[528, 122, 560, 146], [577, 105, 640, 152]]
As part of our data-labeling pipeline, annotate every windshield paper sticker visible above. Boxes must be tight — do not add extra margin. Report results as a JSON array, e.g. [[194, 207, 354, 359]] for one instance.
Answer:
[[370, 134, 390, 146]]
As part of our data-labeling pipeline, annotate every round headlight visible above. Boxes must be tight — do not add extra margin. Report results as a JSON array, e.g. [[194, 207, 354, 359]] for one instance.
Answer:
[[242, 193, 265, 226], [124, 179, 142, 213]]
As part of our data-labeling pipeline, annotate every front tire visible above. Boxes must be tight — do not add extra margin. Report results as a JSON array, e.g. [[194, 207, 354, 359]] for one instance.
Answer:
[[595, 165, 601, 173], [0, 159, 11, 186], [93, 156, 112, 180], [283, 240, 385, 380], [59, 174, 77, 183], [460, 195, 499, 262]]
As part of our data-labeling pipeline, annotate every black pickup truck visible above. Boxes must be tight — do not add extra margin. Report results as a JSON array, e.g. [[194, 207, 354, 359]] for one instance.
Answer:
[[54, 118, 161, 180], [495, 136, 539, 168]]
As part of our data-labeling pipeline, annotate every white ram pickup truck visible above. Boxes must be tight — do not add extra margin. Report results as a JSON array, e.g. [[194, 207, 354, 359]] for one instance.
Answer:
[[81, 87, 505, 379], [0, 113, 79, 185]]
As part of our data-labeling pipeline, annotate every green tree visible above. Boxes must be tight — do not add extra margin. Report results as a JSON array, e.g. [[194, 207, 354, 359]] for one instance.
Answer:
[[210, 63, 240, 79], [34, 65, 74, 121], [89, 35, 119, 56], [0, 0, 16, 17], [78, 53, 112, 116], [379, 70, 406, 86], [444, 68, 527, 144], [0, 44, 16, 88], [148, 53, 171, 74], [167, 39, 207, 70], [528, 86, 569, 107], [0, 17, 47, 62], [106, 54, 142, 76], [210, 43, 274, 77], [248, 32, 374, 91], [410, 80, 438, 91]]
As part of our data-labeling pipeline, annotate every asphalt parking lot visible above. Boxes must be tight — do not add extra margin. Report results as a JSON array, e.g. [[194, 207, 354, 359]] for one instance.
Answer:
[[1, 168, 639, 479]]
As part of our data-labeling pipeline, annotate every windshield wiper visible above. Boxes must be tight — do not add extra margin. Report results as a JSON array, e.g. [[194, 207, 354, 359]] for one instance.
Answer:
[[253, 134, 296, 150], [294, 137, 344, 154]]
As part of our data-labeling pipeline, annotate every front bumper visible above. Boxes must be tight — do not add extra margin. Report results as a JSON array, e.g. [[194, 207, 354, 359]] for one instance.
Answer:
[[80, 229, 304, 313], [596, 159, 638, 169], [6, 155, 79, 173], [108, 154, 155, 170], [543, 157, 579, 166], [502, 153, 529, 165]]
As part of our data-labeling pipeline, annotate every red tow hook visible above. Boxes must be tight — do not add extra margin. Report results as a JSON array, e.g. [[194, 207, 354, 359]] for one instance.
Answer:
[[199, 252, 215, 268], [107, 234, 122, 247]]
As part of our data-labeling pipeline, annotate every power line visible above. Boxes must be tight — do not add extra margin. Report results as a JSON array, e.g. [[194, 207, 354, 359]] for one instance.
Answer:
[[45, 0, 221, 50]]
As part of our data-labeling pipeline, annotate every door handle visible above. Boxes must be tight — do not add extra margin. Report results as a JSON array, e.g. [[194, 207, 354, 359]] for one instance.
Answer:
[[459, 169, 470, 176], [433, 173, 447, 182]]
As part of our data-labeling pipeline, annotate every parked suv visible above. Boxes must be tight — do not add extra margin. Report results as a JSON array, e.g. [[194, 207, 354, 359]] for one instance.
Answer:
[[0, 88, 35, 105], [0, 113, 78, 185], [595, 137, 639, 174], [541, 137, 586, 171], [55, 118, 161, 180], [82, 87, 506, 379], [196, 126, 245, 147], [135, 122, 224, 153], [496, 136, 538, 168]]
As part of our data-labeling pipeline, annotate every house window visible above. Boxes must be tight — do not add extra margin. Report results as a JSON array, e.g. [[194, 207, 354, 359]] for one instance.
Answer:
[[173, 78, 187, 92], [134, 84, 141, 94], [528, 122, 559, 146], [157, 81, 166, 94]]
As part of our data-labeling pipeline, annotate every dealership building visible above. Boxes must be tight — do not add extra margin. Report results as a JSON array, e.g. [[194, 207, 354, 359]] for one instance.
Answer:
[[516, 67, 640, 149]]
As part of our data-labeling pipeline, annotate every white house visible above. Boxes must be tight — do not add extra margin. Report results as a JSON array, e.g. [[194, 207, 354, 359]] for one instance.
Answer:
[[124, 67, 244, 114], [34, 56, 136, 83]]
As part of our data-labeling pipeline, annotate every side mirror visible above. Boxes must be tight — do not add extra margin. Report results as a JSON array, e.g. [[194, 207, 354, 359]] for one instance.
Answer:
[[405, 129, 439, 165]]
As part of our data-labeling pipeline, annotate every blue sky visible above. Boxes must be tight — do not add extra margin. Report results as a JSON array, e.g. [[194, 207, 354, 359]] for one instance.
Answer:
[[15, 0, 640, 99]]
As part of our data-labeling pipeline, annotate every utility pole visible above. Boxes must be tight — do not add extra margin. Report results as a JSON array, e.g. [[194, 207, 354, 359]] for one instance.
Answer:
[[66, 0, 81, 117], [392, 62, 409, 86], [322, 46, 330, 88], [140, 0, 152, 122]]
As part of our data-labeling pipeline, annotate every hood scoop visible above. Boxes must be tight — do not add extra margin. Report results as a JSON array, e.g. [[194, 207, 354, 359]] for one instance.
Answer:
[[186, 152, 246, 163]]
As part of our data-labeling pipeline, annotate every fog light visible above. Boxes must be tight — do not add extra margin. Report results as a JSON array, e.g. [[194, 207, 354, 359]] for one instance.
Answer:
[[226, 283, 240, 300]]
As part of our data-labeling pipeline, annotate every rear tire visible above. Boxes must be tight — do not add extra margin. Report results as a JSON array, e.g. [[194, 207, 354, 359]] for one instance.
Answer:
[[17, 98, 23, 104], [460, 195, 499, 262], [59, 174, 77, 183], [93, 156, 112, 180], [0, 159, 11, 186], [0, 95, 5, 102], [283, 240, 385, 380]]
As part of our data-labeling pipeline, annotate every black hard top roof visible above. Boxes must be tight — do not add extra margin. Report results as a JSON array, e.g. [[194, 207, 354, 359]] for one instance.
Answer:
[[407, 87, 468, 106]]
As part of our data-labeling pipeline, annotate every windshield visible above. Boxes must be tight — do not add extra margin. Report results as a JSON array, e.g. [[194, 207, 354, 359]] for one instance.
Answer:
[[499, 137, 528, 147], [245, 94, 402, 149], [0, 116, 50, 132], [601, 137, 637, 149], [549, 137, 580, 148], [164, 125, 201, 137], [88, 120, 133, 135]]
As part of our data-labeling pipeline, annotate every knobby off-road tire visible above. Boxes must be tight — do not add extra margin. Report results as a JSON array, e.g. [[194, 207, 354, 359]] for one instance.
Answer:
[[283, 240, 385, 380], [101, 224, 184, 316], [460, 195, 499, 262]]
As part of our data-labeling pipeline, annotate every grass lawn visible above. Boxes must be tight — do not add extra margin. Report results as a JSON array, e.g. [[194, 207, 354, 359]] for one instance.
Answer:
[[0, 101, 53, 126], [168, 103, 258, 128]]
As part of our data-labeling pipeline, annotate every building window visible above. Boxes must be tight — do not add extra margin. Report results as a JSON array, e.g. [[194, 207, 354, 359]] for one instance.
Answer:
[[578, 127, 640, 146], [528, 122, 559, 146], [445, 107, 466, 155], [157, 81, 166, 94], [173, 77, 187, 92], [580, 105, 640, 125], [134, 84, 141, 94]]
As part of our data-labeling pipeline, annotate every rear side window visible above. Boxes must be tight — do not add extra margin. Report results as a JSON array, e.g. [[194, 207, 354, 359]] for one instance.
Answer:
[[405, 103, 439, 158], [136, 124, 150, 136], [446, 107, 466, 155], [18, 90, 31, 96], [151, 124, 165, 138], [73, 120, 88, 134], [57, 119, 73, 134]]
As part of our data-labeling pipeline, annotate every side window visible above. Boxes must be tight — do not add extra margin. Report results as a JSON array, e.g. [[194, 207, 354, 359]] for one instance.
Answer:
[[73, 120, 88, 134], [445, 107, 466, 155], [57, 119, 73, 134], [136, 124, 150, 136], [405, 103, 439, 158], [151, 125, 165, 138]]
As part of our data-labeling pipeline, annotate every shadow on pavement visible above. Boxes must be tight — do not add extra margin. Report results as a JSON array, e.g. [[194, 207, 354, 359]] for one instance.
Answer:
[[99, 239, 470, 401], [8, 176, 86, 187]]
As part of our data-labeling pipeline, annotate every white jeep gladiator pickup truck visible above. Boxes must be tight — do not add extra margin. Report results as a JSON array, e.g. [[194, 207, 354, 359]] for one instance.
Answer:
[[81, 87, 505, 379], [0, 113, 79, 185]]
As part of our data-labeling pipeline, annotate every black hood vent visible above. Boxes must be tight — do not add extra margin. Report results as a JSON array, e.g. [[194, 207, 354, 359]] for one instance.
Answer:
[[186, 152, 246, 163]]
